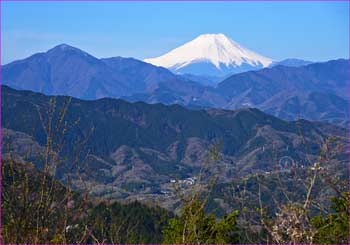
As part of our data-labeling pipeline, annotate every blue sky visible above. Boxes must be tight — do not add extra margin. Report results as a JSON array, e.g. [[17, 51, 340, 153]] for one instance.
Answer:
[[2, 1, 349, 64]]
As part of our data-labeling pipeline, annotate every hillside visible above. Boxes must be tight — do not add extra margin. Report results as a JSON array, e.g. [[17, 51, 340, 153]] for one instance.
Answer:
[[2, 85, 345, 208], [2, 159, 173, 243]]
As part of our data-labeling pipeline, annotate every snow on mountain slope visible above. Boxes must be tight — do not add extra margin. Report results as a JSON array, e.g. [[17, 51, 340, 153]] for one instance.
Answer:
[[144, 33, 273, 77]]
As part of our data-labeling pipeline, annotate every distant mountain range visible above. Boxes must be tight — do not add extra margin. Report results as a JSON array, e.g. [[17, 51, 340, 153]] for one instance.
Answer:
[[144, 33, 273, 77], [3, 85, 345, 205], [3, 44, 201, 100], [271, 58, 313, 67], [2, 43, 348, 127], [217, 59, 349, 127]]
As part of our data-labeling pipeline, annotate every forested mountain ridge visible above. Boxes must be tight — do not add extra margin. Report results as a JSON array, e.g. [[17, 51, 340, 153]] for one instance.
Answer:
[[2, 85, 346, 208]]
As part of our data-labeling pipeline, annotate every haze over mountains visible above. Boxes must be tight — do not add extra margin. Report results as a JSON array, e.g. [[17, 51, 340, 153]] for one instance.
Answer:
[[2, 38, 348, 127]]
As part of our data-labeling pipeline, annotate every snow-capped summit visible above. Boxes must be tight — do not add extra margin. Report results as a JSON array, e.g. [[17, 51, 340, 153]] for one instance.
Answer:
[[144, 33, 273, 77]]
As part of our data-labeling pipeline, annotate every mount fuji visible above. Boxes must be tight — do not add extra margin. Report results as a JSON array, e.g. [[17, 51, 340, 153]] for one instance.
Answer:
[[144, 33, 273, 77]]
